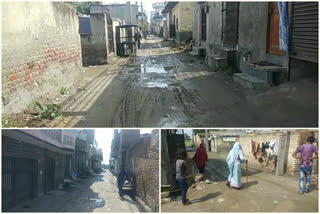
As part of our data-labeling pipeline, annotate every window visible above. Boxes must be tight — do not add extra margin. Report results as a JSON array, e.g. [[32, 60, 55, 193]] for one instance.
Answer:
[[176, 18, 178, 30]]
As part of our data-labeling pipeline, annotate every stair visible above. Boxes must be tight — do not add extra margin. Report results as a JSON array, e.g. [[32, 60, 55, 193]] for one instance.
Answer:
[[206, 54, 227, 71], [233, 73, 266, 89], [242, 62, 287, 85], [220, 47, 237, 61]]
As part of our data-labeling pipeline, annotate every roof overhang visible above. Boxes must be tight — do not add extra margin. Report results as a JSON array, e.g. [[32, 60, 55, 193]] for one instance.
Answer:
[[162, 2, 178, 14]]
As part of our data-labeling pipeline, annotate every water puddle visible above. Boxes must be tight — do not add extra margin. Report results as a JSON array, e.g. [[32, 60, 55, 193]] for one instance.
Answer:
[[143, 82, 168, 88], [79, 198, 105, 208], [140, 65, 166, 73]]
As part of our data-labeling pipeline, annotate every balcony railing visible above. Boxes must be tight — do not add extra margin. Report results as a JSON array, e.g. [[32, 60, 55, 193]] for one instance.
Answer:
[[41, 130, 62, 143]]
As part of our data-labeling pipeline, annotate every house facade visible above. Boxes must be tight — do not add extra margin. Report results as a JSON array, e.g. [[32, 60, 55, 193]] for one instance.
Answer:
[[162, 2, 193, 43], [2, 129, 77, 211], [192, 2, 318, 88], [104, 2, 139, 25]]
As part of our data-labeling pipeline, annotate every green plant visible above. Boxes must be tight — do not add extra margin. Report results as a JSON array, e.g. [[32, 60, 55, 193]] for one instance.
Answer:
[[34, 102, 62, 119], [2, 119, 12, 128], [60, 87, 68, 95]]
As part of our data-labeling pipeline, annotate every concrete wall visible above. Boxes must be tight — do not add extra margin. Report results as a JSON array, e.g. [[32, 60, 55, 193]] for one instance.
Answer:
[[192, 2, 224, 65], [238, 2, 289, 72], [206, 2, 223, 66], [80, 13, 108, 66], [172, 2, 193, 43], [106, 3, 138, 25], [192, 3, 202, 54], [2, 2, 82, 114]]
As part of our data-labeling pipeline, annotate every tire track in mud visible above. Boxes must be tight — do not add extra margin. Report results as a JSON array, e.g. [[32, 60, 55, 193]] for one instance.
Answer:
[[111, 76, 136, 127], [110, 36, 213, 127]]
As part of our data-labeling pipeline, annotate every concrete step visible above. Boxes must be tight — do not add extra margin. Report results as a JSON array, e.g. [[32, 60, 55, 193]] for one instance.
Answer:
[[220, 47, 237, 59], [242, 62, 287, 85], [233, 73, 266, 89], [213, 55, 227, 71]]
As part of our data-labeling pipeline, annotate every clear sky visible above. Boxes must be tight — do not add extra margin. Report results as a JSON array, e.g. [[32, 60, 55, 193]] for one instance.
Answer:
[[95, 129, 153, 164], [184, 129, 193, 138]]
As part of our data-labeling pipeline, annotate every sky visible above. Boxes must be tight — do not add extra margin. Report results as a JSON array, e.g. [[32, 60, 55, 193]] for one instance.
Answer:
[[95, 129, 153, 164], [184, 129, 193, 138]]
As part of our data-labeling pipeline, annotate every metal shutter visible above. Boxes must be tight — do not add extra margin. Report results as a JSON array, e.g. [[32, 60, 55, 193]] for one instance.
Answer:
[[290, 2, 318, 63]]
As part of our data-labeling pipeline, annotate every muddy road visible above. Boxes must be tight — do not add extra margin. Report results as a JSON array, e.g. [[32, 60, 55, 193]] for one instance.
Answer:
[[9, 35, 317, 127]]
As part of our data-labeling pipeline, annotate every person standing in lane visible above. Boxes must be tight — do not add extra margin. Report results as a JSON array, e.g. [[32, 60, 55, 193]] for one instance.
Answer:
[[292, 135, 318, 194], [176, 152, 191, 206], [192, 141, 208, 174]]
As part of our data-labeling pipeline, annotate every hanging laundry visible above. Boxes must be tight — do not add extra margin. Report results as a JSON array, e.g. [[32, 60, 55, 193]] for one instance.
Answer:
[[278, 2, 289, 51], [265, 142, 270, 149], [251, 140, 256, 153], [269, 140, 278, 155], [256, 143, 262, 159], [261, 143, 266, 153]]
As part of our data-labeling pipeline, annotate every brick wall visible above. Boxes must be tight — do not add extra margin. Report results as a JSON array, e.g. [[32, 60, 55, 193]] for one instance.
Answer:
[[127, 130, 159, 212], [238, 130, 318, 182], [2, 2, 82, 114], [238, 131, 281, 171]]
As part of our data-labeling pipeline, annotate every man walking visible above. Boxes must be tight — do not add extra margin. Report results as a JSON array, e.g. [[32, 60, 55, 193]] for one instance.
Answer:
[[135, 30, 142, 49], [292, 135, 318, 194], [117, 167, 126, 197], [176, 152, 191, 206]]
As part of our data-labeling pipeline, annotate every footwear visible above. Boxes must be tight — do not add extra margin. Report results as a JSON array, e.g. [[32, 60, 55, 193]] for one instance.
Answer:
[[183, 201, 191, 206], [300, 192, 304, 194], [226, 182, 231, 189]]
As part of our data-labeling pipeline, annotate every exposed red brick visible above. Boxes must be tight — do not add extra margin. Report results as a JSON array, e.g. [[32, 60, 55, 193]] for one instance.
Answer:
[[25, 75, 30, 81], [9, 74, 18, 81], [25, 69, 31, 75]]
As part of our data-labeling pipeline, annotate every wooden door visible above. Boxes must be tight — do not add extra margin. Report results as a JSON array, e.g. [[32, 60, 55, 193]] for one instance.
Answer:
[[267, 2, 286, 55]]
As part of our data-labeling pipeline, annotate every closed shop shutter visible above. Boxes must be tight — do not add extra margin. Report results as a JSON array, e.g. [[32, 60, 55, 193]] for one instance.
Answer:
[[290, 2, 318, 63], [2, 157, 36, 211]]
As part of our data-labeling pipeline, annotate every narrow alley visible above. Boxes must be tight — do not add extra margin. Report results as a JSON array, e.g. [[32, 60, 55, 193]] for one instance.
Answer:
[[9, 36, 317, 128], [2, 129, 159, 212], [9, 170, 142, 212]]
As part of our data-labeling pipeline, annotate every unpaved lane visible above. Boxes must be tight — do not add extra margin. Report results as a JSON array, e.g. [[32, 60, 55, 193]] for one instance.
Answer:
[[162, 153, 318, 212]]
